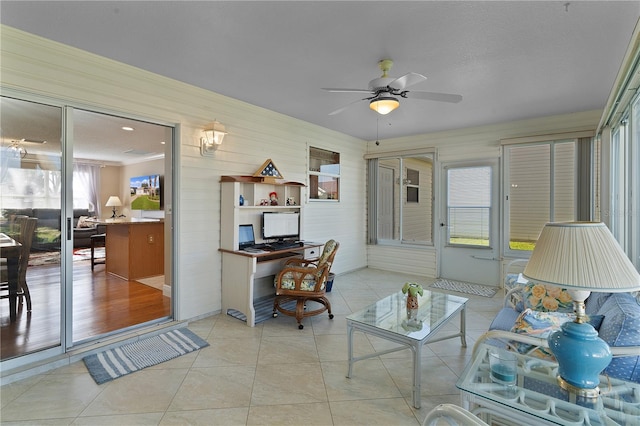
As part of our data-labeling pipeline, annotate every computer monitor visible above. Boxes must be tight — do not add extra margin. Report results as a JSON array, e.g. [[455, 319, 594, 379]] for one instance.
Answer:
[[262, 212, 300, 241], [238, 224, 255, 249]]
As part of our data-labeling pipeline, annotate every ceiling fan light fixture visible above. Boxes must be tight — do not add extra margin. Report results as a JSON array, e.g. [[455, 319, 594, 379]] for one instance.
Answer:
[[369, 96, 399, 115], [8, 139, 28, 159]]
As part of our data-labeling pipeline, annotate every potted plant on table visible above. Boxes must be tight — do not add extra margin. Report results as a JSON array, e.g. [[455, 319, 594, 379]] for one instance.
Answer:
[[402, 282, 424, 320]]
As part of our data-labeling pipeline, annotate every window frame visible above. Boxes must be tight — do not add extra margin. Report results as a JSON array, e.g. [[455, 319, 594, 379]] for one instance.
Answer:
[[502, 138, 582, 258], [308, 146, 340, 202], [606, 91, 639, 269], [368, 151, 435, 247]]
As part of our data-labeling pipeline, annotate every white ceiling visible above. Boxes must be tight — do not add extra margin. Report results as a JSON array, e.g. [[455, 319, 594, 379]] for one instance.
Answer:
[[2, 1, 639, 145]]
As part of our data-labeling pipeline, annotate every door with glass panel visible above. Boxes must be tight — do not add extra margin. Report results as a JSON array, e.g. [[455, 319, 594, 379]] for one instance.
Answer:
[[1, 97, 63, 360], [0, 96, 173, 362], [71, 109, 172, 345], [439, 160, 500, 286]]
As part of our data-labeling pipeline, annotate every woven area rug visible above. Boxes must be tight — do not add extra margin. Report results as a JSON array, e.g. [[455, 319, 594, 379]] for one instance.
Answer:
[[227, 296, 296, 324], [83, 328, 208, 384], [430, 278, 498, 298], [74, 247, 105, 261], [28, 248, 106, 266]]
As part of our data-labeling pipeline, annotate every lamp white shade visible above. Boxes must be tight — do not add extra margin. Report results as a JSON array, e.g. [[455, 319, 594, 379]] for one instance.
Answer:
[[105, 196, 122, 207], [523, 222, 640, 292], [369, 97, 400, 115]]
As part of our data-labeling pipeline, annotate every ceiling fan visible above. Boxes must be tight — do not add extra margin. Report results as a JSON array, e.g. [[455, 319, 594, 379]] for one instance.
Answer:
[[322, 59, 462, 116]]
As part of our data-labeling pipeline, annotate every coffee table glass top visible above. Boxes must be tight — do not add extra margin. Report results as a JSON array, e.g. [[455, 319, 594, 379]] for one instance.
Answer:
[[346, 290, 468, 341], [458, 343, 640, 425]]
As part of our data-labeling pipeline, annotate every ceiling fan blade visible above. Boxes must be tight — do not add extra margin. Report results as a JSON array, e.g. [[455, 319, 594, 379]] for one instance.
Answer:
[[328, 98, 369, 115], [389, 72, 427, 90], [322, 87, 372, 94], [405, 91, 463, 103]]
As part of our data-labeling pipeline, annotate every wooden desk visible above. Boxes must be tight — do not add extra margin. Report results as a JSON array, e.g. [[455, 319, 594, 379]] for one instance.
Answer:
[[90, 219, 164, 280], [1, 233, 21, 322], [219, 243, 323, 327]]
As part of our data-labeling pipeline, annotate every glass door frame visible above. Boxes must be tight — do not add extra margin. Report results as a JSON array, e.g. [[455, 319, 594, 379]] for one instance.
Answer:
[[1, 89, 67, 369], [0, 88, 176, 370], [438, 159, 501, 286]]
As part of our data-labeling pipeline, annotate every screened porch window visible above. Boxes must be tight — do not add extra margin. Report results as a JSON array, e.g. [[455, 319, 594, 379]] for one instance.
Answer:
[[504, 140, 577, 254], [369, 153, 434, 245]]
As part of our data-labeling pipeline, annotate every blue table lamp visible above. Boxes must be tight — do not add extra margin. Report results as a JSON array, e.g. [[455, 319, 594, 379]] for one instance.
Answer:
[[523, 222, 640, 398]]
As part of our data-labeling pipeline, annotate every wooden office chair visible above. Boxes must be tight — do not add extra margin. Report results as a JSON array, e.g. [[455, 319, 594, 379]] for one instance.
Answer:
[[273, 240, 339, 329], [1, 216, 38, 312]]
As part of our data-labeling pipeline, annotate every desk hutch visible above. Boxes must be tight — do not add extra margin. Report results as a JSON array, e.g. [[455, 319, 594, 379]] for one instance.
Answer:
[[219, 176, 322, 326]]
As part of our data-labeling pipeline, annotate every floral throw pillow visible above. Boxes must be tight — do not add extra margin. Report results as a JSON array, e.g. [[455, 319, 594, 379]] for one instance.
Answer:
[[510, 309, 574, 360], [523, 283, 573, 313], [76, 216, 95, 228], [509, 309, 604, 360]]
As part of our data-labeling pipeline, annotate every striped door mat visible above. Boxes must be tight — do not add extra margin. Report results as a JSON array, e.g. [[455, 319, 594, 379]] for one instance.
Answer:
[[83, 328, 208, 384], [429, 279, 498, 298]]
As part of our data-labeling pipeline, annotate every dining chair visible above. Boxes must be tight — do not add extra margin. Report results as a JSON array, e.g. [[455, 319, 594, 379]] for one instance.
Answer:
[[272, 239, 339, 329], [1, 216, 38, 312], [90, 224, 106, 271]]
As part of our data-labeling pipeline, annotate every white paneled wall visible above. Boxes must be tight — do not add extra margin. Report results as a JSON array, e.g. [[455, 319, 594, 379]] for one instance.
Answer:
[[367, 245, 437, 277], [1, 26, 367, 322], [365, 110, 601, 277], [1, 25, 602, 322]]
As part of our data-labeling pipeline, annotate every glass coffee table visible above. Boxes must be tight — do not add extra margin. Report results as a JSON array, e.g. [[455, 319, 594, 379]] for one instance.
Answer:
[[346, 290, 468, 409], [457, 343, 640, 425]]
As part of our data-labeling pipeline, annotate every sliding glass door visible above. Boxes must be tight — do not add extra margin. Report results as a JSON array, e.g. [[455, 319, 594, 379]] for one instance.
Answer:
[[1, 96, 64, 360], [1, 95, 173, 362], [71, 109, 173, 344]]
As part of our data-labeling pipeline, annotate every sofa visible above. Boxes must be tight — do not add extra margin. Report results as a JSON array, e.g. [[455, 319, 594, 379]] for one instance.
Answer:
[[1, 208, 99, 249], [477, 279, 640, 383]]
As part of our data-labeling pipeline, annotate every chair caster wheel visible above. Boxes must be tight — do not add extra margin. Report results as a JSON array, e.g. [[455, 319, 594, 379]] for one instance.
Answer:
[[273, 313, 278, 318], [298, 324, 304, 330], [329, 314, 334, 319]]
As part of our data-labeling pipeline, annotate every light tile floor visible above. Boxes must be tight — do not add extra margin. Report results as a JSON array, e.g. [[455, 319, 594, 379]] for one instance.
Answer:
[[0, 268, 503, 425]]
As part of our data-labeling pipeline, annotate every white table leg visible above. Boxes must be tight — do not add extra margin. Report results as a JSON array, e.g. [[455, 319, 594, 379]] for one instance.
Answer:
[[346, 322, 354, 378], [413, 342, 422, 409]]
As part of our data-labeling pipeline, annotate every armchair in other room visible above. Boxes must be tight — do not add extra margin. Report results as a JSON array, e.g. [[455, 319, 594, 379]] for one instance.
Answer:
[[273, 240, 339, 329]]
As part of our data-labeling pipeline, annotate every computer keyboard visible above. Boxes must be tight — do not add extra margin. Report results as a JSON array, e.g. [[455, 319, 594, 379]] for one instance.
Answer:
[[269, 241, 303, 250], [243, 247, 267, 253]]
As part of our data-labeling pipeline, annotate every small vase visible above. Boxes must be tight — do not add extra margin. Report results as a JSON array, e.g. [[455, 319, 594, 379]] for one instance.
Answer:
[[406, 295, 419, 320]]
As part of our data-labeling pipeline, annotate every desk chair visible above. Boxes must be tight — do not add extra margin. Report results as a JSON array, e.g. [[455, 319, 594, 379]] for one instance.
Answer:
[[90, 228, 106, 271], [273, 240, 339, 329], [1, 217, 38, 312]]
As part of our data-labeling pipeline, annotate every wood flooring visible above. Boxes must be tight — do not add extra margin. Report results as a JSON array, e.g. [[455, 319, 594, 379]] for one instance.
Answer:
[[0, 259, 171, 360]]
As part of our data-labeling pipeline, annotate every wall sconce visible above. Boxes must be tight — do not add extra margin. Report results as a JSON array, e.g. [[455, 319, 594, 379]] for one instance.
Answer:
[[200, 121, 227, 157]]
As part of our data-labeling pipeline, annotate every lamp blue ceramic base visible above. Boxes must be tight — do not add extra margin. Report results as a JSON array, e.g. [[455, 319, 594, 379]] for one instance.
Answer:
[[548, 321, 612, 397]]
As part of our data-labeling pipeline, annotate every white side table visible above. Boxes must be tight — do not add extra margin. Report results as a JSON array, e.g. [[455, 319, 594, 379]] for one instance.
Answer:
[[457, 343, 640, 425]]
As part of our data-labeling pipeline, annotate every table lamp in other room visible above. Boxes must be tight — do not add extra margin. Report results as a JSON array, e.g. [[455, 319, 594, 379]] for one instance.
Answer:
[[105, 196, 122, 218]]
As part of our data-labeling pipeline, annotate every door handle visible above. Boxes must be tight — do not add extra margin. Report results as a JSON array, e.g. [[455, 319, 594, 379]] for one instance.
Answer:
[[67, 218, 72, 240], [440, 223, 447, 227]]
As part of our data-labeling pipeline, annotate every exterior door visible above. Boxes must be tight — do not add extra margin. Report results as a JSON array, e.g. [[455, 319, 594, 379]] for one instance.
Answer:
[[439, 160, 500, 286]]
